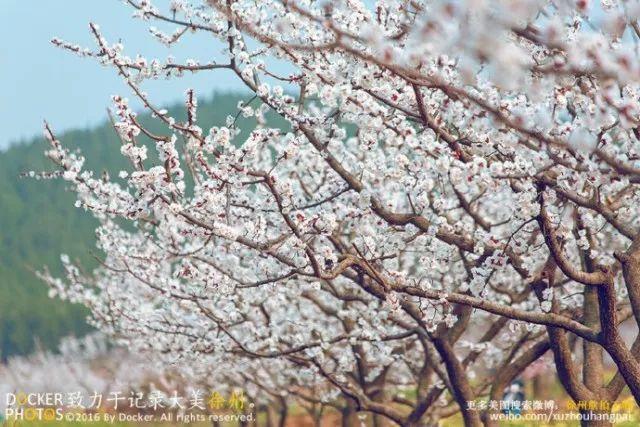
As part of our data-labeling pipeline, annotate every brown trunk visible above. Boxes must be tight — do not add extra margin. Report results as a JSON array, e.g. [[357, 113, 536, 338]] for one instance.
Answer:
[[372, 414, 387, 427], [580, 407, 613, 427], [432, 338, 483, 427], [265, 405, 274, 427], [370, 391, 389, 427], [532, 374, 551, 400], [275, 397, 288, 427], [341, 401, 359, 427], [483, 416, 499, 427], [304, 404, 324, 427], [581, 241, 605, 397], [597, 281, 640, 404]]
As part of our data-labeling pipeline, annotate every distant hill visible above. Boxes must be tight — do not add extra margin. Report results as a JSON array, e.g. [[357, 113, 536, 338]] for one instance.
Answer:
[[0, 92, 286, 359]]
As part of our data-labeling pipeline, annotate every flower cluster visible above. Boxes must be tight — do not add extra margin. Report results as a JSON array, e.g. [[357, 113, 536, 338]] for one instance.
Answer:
[[38, 0, 640, 424]]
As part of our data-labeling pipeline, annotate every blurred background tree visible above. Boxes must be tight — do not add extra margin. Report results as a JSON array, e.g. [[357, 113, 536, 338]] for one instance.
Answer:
[[0, 92, 289, 359]]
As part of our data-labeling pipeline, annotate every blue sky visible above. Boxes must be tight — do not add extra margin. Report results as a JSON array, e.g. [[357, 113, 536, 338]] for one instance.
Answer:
[[0, 0, 244, 149]]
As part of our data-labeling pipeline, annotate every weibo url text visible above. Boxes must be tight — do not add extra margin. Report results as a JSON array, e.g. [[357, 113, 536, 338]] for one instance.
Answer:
[[488, 412, 634, 424]]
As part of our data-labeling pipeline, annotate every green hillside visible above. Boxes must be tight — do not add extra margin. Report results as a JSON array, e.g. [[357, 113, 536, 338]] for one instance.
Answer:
[[0, 92, 284, 360]]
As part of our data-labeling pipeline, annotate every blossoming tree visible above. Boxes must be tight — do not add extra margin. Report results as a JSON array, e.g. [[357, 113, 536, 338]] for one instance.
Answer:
[[0, 334, 183, 413], [38, 0, 640, 425]]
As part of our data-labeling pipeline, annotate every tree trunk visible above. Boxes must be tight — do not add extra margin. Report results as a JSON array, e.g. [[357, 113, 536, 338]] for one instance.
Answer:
[[580, 407, 613, 427], [432, 338, 483, 427], [532, 374, 551, 400], [267, 403, 285, 427], [370, 392, 389, 427], [341, 399, 358, 427], [277, 399, 288, 427], [266, 405, 275, 427]]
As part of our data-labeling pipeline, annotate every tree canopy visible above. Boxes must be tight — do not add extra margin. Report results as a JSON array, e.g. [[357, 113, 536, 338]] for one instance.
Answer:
[[0, 92, 271, 359]]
